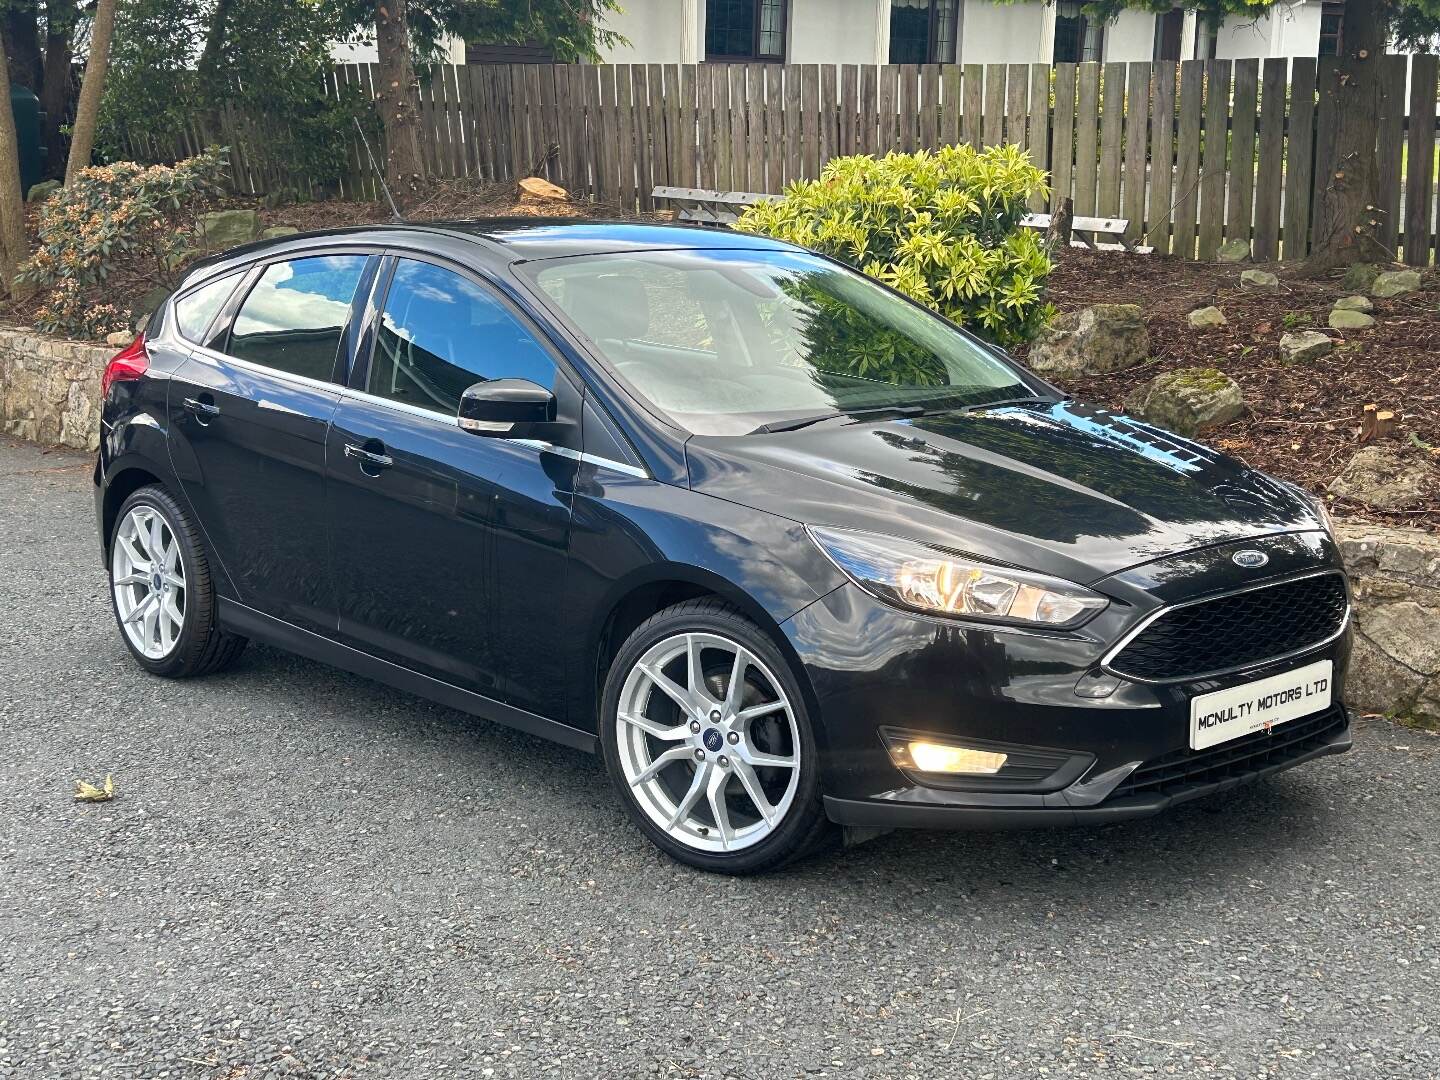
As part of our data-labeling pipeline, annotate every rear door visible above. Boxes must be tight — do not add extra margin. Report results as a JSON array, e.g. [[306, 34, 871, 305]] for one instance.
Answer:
[[325, 254, 581, 718], [168, 251, 377, 632]]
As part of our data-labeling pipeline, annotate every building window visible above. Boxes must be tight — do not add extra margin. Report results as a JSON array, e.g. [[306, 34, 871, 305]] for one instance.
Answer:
[[1319, 1, 1343, 55], [1153, 8, 1183, 61], [889, 0, 961, 64], [706, 0, 788, 61], [1053, 1, 1104, 63]]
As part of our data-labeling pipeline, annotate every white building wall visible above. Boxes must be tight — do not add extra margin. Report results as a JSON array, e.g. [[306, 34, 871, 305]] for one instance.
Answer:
[[332, 35, 466, 64], [790, 0, 888, 63], [960, 1, 1050, 65], [1103, 9, 1157, 62], [597, 0, 695, 63], [1214, 1, 1321, 58]]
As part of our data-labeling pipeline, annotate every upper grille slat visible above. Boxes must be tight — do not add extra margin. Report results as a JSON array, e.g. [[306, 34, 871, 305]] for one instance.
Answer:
[[1107, 573, 1349, 682]]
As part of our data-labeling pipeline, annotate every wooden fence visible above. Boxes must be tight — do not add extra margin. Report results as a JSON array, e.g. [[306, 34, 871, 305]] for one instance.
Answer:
[[127, 56, 1440, 265]]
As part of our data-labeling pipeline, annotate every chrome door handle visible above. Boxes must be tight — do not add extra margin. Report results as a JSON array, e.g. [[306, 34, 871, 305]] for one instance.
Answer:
[[183, 397, 220, 417], [344, 443, 393, 469]]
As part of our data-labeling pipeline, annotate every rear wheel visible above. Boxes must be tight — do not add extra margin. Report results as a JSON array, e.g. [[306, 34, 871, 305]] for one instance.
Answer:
[[600, 599, 831, 874], [108, 485, 246, 677]]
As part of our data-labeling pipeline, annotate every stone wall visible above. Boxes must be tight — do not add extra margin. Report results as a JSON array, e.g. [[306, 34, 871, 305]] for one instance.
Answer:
[[1336, 525, 1440, 728], [0, 326, 111, 451]]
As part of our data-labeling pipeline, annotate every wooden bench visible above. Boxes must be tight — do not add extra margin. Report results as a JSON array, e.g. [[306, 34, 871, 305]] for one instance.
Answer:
[[652, 185, 1152, 254]]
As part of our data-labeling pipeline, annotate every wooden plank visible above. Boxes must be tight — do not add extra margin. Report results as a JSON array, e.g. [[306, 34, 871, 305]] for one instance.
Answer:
[[630, 65, 651, 208], [1374, 55, 1406, 257], [820, 63, 838, 168], [942, 64, 962, 147], [1122, 62, 1150, 246], [747, 63, 766, 191], [962, 64, 983, 149], [618, 65, 638, 209], [711, 64, 731, 190], [596, 64, 618, 202], [860, 64, 879, 156], [647, 63, 667, 199], [730, 64, 749, 188], [538, 63, 559, 181], [1172, 59, 1204, 260], [1227, 58, 1259, 247], [878, 64, 898, 153], [802, 64, 821, 177], [1052, 63, 1077, 215], [1006, 63, 1028, 149], [523, 64, 544, 174], [679, 64, 697, 189], [696, 63, 714, 189], [417, 66, 440, 177], [919, 63, 939, 151], [1310, 55, 1339, 252], [507, 65, 528, 186], [899, 63, 919, 152], [840, 63, 859, 157], [1252, 58, 1286, 260], [1198, 59, 1231, 260], [1406, 53, 1438, 265], [765, 64, 785, 191], [784, 64, 803, 183], [1097, 62, 1125, 219], [1073, 63, 1101, 216], [1027, 63, 1050, 209], [1282, 57, 1317, 261], [983, 64, 1005, 147]]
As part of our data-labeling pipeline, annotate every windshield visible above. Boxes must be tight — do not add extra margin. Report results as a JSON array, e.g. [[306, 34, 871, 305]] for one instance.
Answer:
[[522, 248, 1037, 436]]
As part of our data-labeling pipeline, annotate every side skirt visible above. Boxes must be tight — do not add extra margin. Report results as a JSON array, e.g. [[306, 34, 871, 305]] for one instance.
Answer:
[[218, 598, 598, 754]]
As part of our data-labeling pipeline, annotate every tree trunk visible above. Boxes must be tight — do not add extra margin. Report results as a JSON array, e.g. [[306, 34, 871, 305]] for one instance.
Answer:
[[64, 0, 116, 186], [39, 0, 78, 181], [5, 6, 42, 91], [0, 30, 32, 300], [196, 0, 233, 84], [1305, 0, 1387, 269], [374, 0, 426, 209]]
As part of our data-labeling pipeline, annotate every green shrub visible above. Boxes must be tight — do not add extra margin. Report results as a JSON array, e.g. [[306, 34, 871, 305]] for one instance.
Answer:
[[20, 148, 229, 337], [735, 144, 1054, 346]]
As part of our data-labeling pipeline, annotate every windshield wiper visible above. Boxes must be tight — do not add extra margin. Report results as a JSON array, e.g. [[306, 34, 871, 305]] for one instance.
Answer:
[[959, 395, 1052, 413], [752, 405, 925, 435]]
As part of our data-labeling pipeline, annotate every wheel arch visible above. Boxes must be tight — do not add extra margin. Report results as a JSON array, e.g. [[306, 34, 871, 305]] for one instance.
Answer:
[[100, 465, 166, 559]]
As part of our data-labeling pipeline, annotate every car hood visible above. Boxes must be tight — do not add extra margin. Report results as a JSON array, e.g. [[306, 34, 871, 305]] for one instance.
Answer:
[[685, 400, 1325, 585]]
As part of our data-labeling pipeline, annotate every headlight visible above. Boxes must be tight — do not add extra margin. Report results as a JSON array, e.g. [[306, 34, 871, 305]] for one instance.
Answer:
[[808, 526, 1108, 628]]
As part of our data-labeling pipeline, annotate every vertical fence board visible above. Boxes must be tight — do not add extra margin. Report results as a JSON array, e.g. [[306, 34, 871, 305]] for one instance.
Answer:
[[1073, 63, 1100, 215], [1006, 64, 1028, 148], [595, 64, 617, 201], [920, 63, 940, 150], [1098, 62, 1125, 219], [1310, 55, 1340, 249], [765, 65, 785, 192], [983, 64, 1006, 147], [1252, 58, 1287, 260], [746, 64, 765, 193], [860, 64, 880, 155], [619, 65, 639, 208], [727, 64, 747, 190], [1283, 58, 1317, 260], [1146, 61, 1176, 254], [841, 64, 859, 155], [942, 64, 962, 147], [1407, 54, 1438, 265], [801, 65, 821, 177], [1051, 63, 1077, 215], [1027, 64, 1050, 211], [785, 66, 804, 183], [1122, 63, 1150, 246], [1227, 59, 1259, 249], [1172, 60, 1204, 260], [820, 63, 839, 166], [1375, 56, 1406, 257], [899, 63, 919, 152], [1198, 60, 1231, 260], [878, 65, 899, 152], [962, 64, 983, 148]]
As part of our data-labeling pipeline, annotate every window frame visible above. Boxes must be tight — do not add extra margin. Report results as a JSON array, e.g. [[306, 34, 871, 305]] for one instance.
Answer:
[[704, 0, 789, 63], [170, 268, 244, 347], [202, 247, 382, 387], [888, 0, 961, 65], [1052, 0, 1105, 64]]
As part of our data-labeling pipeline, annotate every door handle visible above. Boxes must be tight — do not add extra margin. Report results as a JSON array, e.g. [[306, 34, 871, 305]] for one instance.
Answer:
[[344, 443, 393, 469], [183, 397, 220, 418]]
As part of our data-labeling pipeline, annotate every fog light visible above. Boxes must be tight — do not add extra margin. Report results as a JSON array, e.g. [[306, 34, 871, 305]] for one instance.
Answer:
[[906, 741, 1008, 775]]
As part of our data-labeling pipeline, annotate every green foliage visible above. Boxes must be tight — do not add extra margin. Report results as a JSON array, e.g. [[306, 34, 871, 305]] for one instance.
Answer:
[[735, 145, 1054, 346], [20, 149, 229, 337], [330, 0, 628, 63]]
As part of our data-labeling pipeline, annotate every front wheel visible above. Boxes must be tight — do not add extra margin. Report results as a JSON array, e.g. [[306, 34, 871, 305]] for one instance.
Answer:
[[600, 599, 831, 874]]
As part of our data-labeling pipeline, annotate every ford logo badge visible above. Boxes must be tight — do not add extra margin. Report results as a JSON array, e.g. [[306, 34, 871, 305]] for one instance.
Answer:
[[1233, 549, 1269, 569]]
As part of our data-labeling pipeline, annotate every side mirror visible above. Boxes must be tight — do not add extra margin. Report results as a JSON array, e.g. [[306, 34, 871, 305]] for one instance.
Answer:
[[458, 379, 556, 437]]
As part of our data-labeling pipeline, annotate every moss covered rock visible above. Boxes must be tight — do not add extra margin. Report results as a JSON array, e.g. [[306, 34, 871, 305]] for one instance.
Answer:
[[1026, 304, 1150, 376], [1124, 367, 1244, 437]]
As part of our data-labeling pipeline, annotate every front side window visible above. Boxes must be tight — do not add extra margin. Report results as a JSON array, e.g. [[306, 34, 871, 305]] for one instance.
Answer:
[[1054, 1, 1104, 63], [174, 271, 240, 344], [367, 259, 556, 416], [706, 0, 787, 61], [228, 255, 370, 381], [526, 249, 1033, 437], [889, 0, 960, 64]]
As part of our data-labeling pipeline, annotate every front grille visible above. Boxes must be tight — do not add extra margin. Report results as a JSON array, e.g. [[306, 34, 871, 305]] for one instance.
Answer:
[[1107, 706, 1347, 802], [1107, 573, 1349, 682]]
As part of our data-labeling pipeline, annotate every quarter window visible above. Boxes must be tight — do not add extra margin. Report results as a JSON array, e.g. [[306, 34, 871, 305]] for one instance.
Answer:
[[228, 255, 370, 381], [174, 272, 239, 344], [367, 259, 556, 416]]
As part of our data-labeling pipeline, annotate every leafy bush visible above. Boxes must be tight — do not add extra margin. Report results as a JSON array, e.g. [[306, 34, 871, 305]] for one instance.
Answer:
[[735, 144, 1054, 346], [20, 149, 229, 336]]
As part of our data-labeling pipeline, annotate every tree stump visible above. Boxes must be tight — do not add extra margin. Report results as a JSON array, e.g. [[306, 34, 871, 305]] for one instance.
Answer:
[[518, 177, 568, 206]]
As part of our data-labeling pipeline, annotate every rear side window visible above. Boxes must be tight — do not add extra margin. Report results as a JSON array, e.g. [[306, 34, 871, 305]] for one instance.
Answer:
[[173, 273, 238, 343], [367, 259, 556, 416], [228, 255, 370, 381]]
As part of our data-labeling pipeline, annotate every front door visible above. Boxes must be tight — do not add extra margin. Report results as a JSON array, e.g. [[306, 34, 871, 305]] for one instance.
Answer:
[[326, 256, 581, 720], [168, 252, 375, 631]]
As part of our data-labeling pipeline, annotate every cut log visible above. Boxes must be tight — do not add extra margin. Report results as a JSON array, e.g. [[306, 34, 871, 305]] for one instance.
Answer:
[[518, 176, 568, 203], [1358, 403, 1397, 443]]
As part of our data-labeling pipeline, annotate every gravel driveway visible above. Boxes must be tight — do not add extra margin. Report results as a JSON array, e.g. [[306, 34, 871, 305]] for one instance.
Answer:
[[1, 438, 1437, 1080]]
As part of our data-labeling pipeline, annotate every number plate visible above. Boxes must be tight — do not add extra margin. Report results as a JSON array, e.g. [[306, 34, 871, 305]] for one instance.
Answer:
[[1189, 659, 1333, 751]]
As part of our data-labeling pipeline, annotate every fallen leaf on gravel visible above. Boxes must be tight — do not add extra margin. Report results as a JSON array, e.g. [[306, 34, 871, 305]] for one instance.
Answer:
[[74, 775, 115, 802]]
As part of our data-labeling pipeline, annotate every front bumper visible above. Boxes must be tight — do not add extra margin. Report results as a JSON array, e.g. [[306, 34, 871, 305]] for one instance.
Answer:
[[784, 532, 1353, 831]]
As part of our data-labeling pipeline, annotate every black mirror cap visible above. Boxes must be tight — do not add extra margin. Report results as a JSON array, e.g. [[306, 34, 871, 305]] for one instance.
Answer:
[[458, 378, 557, 436]]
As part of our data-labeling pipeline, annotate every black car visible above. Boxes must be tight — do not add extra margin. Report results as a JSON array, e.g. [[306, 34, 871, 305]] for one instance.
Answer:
[[95, 221, 1352, 873]]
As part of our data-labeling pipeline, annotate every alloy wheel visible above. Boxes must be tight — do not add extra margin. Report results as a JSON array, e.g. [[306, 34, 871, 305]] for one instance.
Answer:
[[615, 632, 801, 853], [111, 504, 187, 660]]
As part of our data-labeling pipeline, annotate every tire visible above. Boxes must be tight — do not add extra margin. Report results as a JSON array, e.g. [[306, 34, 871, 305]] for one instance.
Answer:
[[107, 484, 247, 678], [600, 598, 832, 874]]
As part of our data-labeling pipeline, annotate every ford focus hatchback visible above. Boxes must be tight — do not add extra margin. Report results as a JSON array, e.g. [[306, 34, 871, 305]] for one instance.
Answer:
[[95, 221, 1352, 873]]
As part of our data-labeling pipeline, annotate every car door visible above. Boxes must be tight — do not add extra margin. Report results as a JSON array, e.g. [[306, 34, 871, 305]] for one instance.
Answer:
[[325, 254, 581, 720], [167, 251, 377, 632]]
